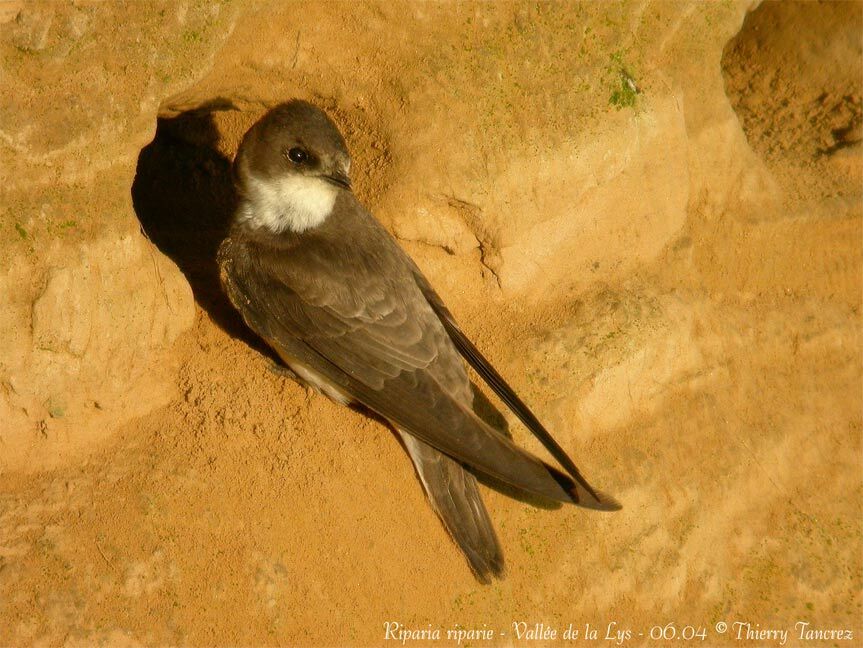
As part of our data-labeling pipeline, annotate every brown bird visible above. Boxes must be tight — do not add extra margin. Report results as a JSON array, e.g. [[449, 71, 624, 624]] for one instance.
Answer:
[[218, 100, 620, 582]]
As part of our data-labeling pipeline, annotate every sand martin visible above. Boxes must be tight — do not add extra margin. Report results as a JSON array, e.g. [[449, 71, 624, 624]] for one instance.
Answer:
[[218, 100, 620, 582]]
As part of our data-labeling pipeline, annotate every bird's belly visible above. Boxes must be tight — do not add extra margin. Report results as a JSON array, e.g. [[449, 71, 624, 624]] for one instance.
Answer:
[[282, 356, 353, 406]]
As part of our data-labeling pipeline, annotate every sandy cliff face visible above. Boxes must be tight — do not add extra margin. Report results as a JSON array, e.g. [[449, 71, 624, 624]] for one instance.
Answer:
[[0, 1, 249, 469], [0, 1, 860, 645]]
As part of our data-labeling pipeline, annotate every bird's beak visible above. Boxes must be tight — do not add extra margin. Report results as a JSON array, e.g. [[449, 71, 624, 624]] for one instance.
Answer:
[[323, 171, 351, 190]]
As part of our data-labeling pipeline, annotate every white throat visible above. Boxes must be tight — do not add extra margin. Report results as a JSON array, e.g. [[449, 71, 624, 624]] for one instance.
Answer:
[[238, 173, 337, 233]]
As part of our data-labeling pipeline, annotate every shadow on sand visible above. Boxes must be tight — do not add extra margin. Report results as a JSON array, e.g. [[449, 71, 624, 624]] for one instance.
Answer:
[[131, 100, 270, 357]]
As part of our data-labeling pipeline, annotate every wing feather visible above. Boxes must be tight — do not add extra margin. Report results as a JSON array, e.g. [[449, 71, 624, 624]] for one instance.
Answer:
[[219, 227, 579, 504], [404, 255, 621, 511]]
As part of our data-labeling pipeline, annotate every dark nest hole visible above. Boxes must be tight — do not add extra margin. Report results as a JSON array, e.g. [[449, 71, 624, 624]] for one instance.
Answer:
[[131, 100, 269, 355]]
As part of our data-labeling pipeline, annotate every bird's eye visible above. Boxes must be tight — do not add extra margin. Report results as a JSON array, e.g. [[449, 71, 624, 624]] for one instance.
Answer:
[[287, 147, 308, 164]]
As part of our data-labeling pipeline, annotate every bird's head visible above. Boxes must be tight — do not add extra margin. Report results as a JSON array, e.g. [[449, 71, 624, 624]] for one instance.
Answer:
[[233, 100, 352, 234]]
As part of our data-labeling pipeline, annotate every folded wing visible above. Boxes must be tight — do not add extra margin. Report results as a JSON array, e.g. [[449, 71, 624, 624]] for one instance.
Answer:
[[219, 231, 581, 504], [407, 263, 620, 511]]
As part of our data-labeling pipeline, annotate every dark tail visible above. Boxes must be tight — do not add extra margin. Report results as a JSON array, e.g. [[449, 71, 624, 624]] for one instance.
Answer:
[[399, 431, 504, 583]]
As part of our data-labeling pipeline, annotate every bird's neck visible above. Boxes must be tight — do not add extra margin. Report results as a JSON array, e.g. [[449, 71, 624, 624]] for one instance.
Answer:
[[237, 173, 337, 234]]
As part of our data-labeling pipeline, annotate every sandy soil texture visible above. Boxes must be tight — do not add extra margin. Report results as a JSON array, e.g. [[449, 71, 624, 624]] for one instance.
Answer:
[[0, 1, 861, 646]]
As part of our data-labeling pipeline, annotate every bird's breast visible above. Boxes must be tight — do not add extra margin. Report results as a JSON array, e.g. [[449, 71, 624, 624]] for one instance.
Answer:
[[238, 173, 338, 234]]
